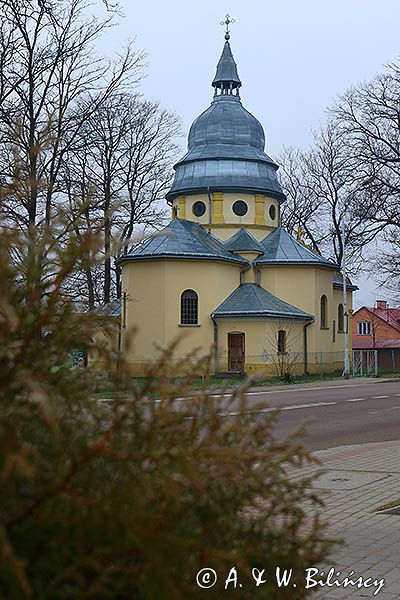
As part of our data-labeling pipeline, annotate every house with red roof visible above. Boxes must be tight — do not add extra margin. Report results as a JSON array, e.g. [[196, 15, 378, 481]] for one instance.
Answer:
[[352, 300, 400, 371]]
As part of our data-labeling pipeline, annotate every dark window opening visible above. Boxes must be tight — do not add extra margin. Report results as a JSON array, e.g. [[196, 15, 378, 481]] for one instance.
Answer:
[[180, 289, 198, 325], [358, 321, 371, 335], [278, 330, 287, 353], [269, 205, 276, 220], [232, 200, 248, 216], [320, 295, 328, 329], [338, 303, 344, 332], [192, 201, 206, 217]]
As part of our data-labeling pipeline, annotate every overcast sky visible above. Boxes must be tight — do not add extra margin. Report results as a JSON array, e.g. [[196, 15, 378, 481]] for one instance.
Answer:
[[101, 0, 400, 308]]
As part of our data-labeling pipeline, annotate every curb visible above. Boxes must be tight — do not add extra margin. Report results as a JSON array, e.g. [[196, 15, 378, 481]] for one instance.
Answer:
[[220, 377, 400, 395]]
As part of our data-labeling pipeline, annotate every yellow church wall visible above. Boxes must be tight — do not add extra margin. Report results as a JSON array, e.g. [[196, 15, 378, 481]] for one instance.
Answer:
[[118, 258, 354, 377], [332, 289, 352, 334], [254, 194, 265, 225], [183, 194, 212, 226], [222, 193, 255, 224], [260, 265, 336, 351], [177, 196, 186, 219], [121, 259, 242, 375], [238, 255, 260, 283], [260, 265, 317, 317], [259, 265, 353, 373], [219, 193, 279, 231], [163, 260, 240, 354], [264, 197, 280, 229], [206, 224, 274, 241], [216, 319, 306, 376], [121, 261, 167, 373], [313, 267, 335, 352], [332, 286, 353, 366]]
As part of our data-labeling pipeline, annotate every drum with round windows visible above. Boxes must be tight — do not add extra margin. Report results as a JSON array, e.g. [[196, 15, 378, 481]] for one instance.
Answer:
[[192, 201, 206, 217], [232, 200, 248, 217]]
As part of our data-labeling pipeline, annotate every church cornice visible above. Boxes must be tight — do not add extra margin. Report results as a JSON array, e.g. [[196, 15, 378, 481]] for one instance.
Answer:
[[166, 186, 286, 203]]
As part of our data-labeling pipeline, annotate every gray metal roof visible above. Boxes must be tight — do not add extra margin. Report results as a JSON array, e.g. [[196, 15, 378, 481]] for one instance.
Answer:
[[224, 228, 264, 253], [167, 151, 285, 202], [187, 97, 267, 157], [332, 272, 358, 291], [212, 283, 313, 320], [97, 299, 121, 318], [255, 227, 338, 269], [166, 41, 285, 203], [212, 41, 241, 88], [116, 219, 249, 266]]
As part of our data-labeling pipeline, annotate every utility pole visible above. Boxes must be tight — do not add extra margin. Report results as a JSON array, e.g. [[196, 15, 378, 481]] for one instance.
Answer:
[[342, 217, 350, 379]]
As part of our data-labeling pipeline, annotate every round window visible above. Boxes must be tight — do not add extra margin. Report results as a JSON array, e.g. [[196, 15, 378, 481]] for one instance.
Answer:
[[269, 204, 276, 220], [232, 200, 248, 217], [192, 201, 206, 217]]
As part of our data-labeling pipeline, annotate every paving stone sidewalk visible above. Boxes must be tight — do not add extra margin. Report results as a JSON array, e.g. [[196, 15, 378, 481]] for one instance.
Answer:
[[297, 440, 400, 599]]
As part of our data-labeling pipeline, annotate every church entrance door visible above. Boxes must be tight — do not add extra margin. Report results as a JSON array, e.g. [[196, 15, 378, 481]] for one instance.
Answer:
[[228, 333, 245, 373]]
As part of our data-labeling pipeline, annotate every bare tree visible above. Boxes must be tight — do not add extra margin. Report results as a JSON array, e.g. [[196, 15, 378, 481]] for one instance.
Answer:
[[116, 99, 180, 256], [374, 228, 400, 299], [332, 62, 400, 230], [330, 62, 400, 289], [279, 119, 385, 273], [0, 0, 145, 228], [279, 146, 324, 253], [265, 320, 303, 381], [62, 92, 180, 306]]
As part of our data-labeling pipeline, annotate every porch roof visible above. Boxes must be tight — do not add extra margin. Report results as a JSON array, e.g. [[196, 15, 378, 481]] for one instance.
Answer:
[[212, 283, 313, 321]]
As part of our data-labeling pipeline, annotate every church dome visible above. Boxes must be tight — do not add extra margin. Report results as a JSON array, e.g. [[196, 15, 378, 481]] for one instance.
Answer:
[[186, 98, 268, 161], [166, 36, 286, 203]]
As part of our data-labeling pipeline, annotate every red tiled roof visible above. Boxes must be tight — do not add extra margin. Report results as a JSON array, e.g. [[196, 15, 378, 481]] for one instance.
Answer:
[[373, 307, 400, 333]]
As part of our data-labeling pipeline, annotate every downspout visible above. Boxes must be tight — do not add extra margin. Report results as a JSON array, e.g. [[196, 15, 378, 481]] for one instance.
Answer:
[[117, 290, 127, 376], [207, 186, 212, 227], [240, 262, 251, 285], [212, 316, 219, 374], [303, 319, 314, 375], [117, 320, 122, 376], [255, 265, 261, 286]]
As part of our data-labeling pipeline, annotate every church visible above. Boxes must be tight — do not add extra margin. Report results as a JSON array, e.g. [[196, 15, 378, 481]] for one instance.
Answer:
[[111, 23, 355, 377]]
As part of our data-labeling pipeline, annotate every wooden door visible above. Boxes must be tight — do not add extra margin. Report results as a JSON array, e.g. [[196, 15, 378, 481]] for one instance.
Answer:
[[228, 333, 245, 372]]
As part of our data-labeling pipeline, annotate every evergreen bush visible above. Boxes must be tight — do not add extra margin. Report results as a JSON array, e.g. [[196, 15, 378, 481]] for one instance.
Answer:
[[0, 220, 335, 599]]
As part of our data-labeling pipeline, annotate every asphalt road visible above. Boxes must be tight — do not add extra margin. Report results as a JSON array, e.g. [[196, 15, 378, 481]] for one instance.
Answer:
[[220, 380, 400, 451]]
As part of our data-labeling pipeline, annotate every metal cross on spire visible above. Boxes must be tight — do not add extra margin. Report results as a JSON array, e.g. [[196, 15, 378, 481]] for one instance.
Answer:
[[220, 13, 235, 40]]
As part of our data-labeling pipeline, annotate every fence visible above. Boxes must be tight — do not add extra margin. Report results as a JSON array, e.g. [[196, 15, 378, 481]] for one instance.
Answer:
[[352, 350, 378, 377], [214, 351, 349, 379], [88, 350, 387, 380]]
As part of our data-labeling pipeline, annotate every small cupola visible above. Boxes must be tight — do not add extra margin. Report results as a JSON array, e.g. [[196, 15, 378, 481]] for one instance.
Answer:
[[212, 15, 241, 98]]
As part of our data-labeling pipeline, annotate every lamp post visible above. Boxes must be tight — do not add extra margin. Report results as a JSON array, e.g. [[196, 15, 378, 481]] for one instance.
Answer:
[[342, 217, 350, 379]]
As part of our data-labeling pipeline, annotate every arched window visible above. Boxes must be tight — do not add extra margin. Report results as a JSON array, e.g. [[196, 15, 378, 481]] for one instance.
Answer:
[[338, 303, 344, 332], [180, 289, 198, 325], [277, 330, 287, 353], [320, 295, 328, 329]]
